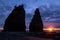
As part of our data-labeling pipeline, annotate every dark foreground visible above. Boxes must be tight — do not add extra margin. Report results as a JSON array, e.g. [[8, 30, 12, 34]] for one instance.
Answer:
[[0, 32, 60, 40]]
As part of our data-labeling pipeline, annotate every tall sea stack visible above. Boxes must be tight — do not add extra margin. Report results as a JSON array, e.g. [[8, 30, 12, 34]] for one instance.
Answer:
[[3, 5, 26, 32], [29, 8, 43, 32]]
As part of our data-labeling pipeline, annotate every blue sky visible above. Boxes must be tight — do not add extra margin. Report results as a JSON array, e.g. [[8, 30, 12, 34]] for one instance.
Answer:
[[0, 0, 60, 27]]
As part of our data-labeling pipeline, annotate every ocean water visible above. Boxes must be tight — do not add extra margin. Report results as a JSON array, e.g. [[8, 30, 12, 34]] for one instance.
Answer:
[[0, 29, 29, 32], [55, 30, 60, 33], [1, 29, 58, 32]]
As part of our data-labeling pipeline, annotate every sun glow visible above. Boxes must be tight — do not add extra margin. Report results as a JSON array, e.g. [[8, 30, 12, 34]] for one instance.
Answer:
[[47, 27, 54, 32], [44, 25, 55, 32]]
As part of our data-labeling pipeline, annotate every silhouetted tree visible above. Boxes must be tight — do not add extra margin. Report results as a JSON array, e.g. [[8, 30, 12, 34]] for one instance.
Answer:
[[29, 8, 43, 32], [3, 5, 26, 32]]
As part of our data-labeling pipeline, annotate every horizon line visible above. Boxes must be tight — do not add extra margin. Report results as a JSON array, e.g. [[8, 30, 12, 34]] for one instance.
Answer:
[[0, 27, 60, 31]]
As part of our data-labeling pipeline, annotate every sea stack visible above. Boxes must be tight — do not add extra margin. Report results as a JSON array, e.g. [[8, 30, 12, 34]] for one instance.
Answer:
[[3, 5, 26, 32], [29, 8, 43, 32]]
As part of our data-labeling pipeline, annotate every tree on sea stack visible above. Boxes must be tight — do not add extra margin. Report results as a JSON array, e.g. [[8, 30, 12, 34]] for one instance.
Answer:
[[29, 8, 43, 32]]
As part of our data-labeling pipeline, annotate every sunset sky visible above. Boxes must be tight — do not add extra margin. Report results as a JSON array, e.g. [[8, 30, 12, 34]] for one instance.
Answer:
[[0, 0, 60, 28]]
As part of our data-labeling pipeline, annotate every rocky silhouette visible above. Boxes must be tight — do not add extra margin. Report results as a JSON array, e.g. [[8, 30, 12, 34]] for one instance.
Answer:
[[3, 5, 26, 32], [29, 8, 43, 32]]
